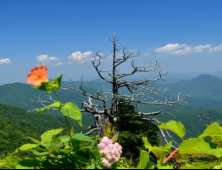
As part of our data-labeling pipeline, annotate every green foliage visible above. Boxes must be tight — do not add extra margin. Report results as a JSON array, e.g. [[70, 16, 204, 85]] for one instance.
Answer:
[[3, 128, 101, 169], [137, 150, 149, 169], [34, 74, 63, 93], [199, 122, 222, 140], [37, 101, 62, 114], [118, 99, 160, 159], [179, 138, 222, 158], [159, 121, 186, 140], [0, 103, 87, 157], [60, 102, 82, 126], [2, 72, 222, 169]]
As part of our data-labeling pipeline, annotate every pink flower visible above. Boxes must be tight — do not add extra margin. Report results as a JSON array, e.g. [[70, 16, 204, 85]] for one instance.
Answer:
[[98, 136, 123, 168]]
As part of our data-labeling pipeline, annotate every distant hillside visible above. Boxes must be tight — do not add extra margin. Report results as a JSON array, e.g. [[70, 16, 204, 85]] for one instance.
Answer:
[[1, 74, 222, 110], [0, 103, 93, 157], [166, 74, 222, 107], [0, 82, 97, 110], [139, 104, 222, 138]]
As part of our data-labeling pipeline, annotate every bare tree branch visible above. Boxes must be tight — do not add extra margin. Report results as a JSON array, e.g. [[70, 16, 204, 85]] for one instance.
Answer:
[[92, 52, 113, 84]]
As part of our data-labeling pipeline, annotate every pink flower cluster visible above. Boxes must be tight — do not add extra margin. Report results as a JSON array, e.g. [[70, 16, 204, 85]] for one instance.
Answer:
[[98, 136, 123, 168]]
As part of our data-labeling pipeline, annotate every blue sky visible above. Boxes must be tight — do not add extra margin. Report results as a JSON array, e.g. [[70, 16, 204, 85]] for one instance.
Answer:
[[0, 0, 222, 84]]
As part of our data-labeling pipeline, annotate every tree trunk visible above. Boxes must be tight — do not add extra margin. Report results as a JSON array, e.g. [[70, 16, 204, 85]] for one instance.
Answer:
[[111, 37, 119, 133]]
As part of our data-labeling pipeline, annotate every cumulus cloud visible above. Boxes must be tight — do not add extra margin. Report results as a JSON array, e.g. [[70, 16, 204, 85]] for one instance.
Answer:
[[53, 62, 63, 66], [155, 43, 222, 55], [37, 55, 58, 64], [0, 58, 11, 64], [68, 51, 92, 63]]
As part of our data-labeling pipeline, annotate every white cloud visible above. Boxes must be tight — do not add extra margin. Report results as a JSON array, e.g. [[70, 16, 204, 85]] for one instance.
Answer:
[[208, 44, 222, 52], [37, 55, 58, 64], [155, 44, 187, 54], [143, 53, 150, 57], [0, 58, 11, 64], [171, 46, 192, 55], [155, 43, 222, 55], [68, 51, 92, 63], [193, 45, 212, 53], [53, 62, 63, 66]]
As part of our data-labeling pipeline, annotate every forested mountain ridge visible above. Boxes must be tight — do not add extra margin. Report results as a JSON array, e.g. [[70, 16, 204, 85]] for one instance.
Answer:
[[167, 74, 222, 107], [1, 74, 222, 110], [0, 103, 93, 157]]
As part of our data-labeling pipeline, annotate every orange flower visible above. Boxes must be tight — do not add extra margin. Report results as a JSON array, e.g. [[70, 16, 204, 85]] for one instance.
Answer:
[[27, 65, 48, 86]]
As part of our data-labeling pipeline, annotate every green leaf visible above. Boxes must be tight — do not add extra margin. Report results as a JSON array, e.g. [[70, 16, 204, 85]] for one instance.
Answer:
[[199, 123, 222, 139], [150, 142, 172, 159], [143, 137, 172, 159], [61, 102, 82, 126], [137, 150, 149, 169], [28, 137, 40, 144], [143, 137, 152, 151], [185, 162, 218, 169], [157, 161, 173, 169], [112, 132, 119, 143], [37, 101, 62, 114], [159, 121, 186, 139], [41, 129, 63, 144], [34, 74, 63, 93], [32, 150, 49, 156], [86, 164, 96, 169], [72, 133, 94, 143], [179, 138, 222, 158], [19, 144, 38, 152], [61, 135, 70, 145]]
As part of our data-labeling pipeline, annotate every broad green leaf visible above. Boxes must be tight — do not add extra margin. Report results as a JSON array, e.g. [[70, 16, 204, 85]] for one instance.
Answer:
[[19, 144, 38, 152], [28, 137, 40, 144], [32, 150, 49, 156], [159, 121, 186, 139], [86, 164, 96, 169], [37, 101, 62, 114], [143, 137, 172, 159], [35, 74, 63, 93], [61, 102, 82, 126], [157, 161, 173, 169], [112, 132, 119, 143], [72, 133, 94, 143], [137, 150, 149, 169], [59, 149, 72, 154], [179, 138, 222, 158], [150, 142, 172, 159], [41, 128, 63, 144], [185, 162, 218, 169], [199, 123, 222, 139], [142, 137, 152, 151], [61, 135, 70, 145]]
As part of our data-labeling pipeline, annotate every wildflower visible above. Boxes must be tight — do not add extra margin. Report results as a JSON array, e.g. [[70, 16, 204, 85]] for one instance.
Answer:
[[98, 136, 122, 168], [27, 65, 48, 86]]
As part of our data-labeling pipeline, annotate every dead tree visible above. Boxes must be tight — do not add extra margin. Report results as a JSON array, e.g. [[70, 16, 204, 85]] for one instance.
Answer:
[[63, 36, 186, 144]]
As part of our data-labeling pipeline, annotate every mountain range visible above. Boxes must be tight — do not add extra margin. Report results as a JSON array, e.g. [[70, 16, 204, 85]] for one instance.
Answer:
[[0, 74, 222, 139]]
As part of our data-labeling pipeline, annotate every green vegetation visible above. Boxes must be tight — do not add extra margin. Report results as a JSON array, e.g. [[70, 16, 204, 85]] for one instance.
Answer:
[[1, 72, 222, 169], [0, 103, 93, 158], [118, 99, 160, 159]]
